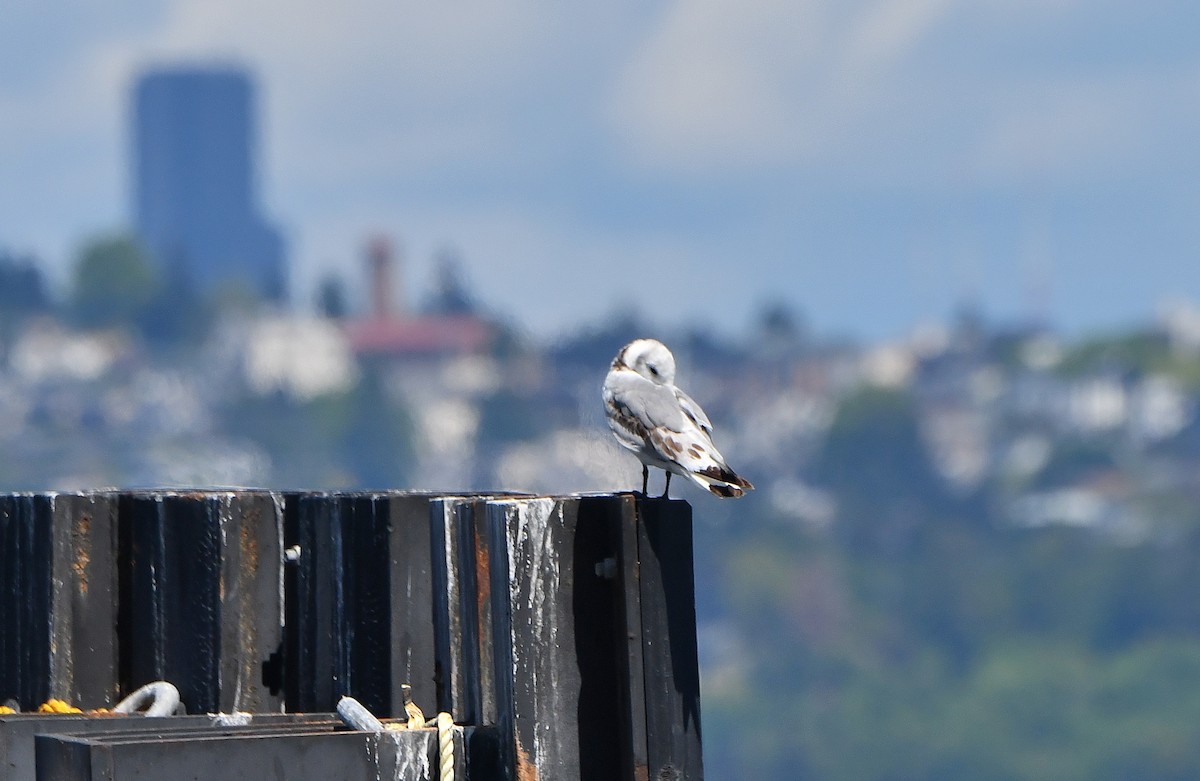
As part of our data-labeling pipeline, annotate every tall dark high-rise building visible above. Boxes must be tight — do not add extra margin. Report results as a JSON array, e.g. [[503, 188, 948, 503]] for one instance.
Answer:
[[132, 67, 285, 300]]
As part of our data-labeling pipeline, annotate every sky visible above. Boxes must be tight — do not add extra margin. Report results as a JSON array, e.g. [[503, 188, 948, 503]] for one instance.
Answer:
[[1, 0, 1198, 341]]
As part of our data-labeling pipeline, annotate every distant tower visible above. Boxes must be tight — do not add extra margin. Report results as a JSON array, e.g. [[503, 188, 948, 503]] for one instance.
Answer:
[[132, 66, 285, 300], [367, 236, 403, 320]]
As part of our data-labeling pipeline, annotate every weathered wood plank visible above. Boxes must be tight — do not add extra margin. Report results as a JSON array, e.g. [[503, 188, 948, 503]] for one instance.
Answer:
[[46, 492, 119, 709], [386, 493, 440, 720], [119, 491, 284, 715], [486, 496, 636, 781], [637, 498, 704, 781], [431, 497, 484, 723], [216, 491, 285, 713], [118, 491, 223, 714], [599, 493, 651, 781], [0, 494, 50, 710]]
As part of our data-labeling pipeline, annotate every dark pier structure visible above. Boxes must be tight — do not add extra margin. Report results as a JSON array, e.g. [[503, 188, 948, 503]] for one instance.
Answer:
[[0, 491, 703, 780]]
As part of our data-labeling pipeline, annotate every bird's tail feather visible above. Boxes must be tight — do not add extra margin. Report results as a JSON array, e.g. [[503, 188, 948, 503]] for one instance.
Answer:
[[690, 465, 754, 499]]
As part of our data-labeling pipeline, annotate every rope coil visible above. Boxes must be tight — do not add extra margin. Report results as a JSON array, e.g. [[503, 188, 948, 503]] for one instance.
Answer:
[[437, 711, 455, 781], [336, 692, 455, 780]]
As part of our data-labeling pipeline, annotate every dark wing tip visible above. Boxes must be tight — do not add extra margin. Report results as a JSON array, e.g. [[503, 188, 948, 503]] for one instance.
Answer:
[[708, 483, 746, 498], [699, 466, 754, 498], [700, 465, 753, 488]]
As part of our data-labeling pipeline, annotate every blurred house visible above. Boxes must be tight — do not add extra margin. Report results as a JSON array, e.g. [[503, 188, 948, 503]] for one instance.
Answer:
[[243, 316, 358, 401], [8, 320, 129, 383], [338, 237, 498, 488], [342, 237, 494, 362]]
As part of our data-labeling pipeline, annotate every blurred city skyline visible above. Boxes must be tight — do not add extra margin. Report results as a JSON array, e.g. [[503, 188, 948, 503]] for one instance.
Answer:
[[2, 1, 1198, 341]]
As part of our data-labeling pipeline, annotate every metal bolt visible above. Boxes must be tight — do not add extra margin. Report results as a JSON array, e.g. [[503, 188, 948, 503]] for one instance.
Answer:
[[594, 557, 617, 580]]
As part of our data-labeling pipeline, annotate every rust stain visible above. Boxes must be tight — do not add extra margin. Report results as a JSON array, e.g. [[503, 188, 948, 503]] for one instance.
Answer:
[[515, 735, 538, 781], [72, 513, 91, 595], [474, 520, 490, 623], [236, 514, 261, 706], [240, 517, 259, 572], [634, 763, 649, 781]]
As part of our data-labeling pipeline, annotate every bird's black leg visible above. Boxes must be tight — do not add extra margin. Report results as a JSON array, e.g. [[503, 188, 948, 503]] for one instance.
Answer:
[[641, 465, 649, 496], [662, 472, 672, 499]]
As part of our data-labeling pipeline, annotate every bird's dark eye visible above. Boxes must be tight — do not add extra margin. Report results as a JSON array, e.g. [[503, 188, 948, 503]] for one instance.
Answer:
[[649, 365, 659, 376]]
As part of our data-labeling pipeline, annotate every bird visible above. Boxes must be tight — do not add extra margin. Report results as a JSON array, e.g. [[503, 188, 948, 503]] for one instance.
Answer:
[[603, 338, 753, 499]]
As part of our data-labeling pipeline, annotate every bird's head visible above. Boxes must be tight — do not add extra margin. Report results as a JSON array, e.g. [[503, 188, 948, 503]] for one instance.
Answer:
[[617, 338, 676, 385]]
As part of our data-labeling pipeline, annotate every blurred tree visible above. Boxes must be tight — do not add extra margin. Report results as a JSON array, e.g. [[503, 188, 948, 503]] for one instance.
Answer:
[[141, 261, 211, 348], [0, 252, 50, 344], [1058, 330, 1171, 378], [339, 363, 415, 488], [477, 388, 542, 447], [812, 387, 953, 555], [317, 274, 349, 319], [69, 235, 161, 330], [754, 300, 807, 357], [0, 251, 49, 315], [426, 247, 475, 315], [1030, 439, 1118, 489]]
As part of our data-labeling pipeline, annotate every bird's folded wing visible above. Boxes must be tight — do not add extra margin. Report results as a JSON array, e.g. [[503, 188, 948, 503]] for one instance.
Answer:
[[674, 388, 713, 436], [605, 372, 685, 432]]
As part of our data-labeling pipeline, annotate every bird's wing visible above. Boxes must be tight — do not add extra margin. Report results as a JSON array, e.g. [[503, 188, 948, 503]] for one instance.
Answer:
[[604, 370, 685, 433], [674, 387, 713, 437], [607, 371, 723, 466]]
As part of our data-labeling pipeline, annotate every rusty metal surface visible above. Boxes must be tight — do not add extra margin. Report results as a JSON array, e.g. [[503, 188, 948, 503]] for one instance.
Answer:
[[288, 491, 443, 716], [636, 499, 703, 781], [34, 722, 478, 781], [1, 493, 119, 711], [48, 493, 120, 710], [431, 497, 485, 725], [387, 493, 440, 720], [0, 494, 52, 710], [2, 713, 336, 781], [217, 491, 285, 713], [1, 489, 702, 781], [118, 491, 284, 715], [482, 495, 703, 781]]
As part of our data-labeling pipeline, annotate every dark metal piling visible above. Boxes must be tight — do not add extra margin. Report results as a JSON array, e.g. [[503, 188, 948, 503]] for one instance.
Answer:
[[0, 490, 705, 781]]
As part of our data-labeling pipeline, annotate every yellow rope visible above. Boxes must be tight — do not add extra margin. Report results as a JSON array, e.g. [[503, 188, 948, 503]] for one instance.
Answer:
[[38, 699, 82, 714], [437, 711, 455, 781]]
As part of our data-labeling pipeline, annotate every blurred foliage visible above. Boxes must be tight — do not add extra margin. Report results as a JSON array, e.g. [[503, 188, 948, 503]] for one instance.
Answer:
[[813, 387, 960, 556], [340, 365, 415, 489], [316, 274, 349, 319], [1058, 330, 1200, 388], [0, 252, 50, 321], [68, 233, 212, 347], [217, 364, 414, 489], [69, 235, 161, 330], [477, 388, 543, 447], [700, 384, 1200, 779], [1030, 438, 1119, 489]]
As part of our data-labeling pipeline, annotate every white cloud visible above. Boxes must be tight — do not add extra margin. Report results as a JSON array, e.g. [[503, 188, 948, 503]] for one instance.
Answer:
[[973, 66, 1200, 188], [605, 0, 1197, 190], [606, 0, 960, 174]]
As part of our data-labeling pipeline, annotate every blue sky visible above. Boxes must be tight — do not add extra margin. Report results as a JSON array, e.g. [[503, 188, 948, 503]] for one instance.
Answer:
[[1, 0, 1197, 340]]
